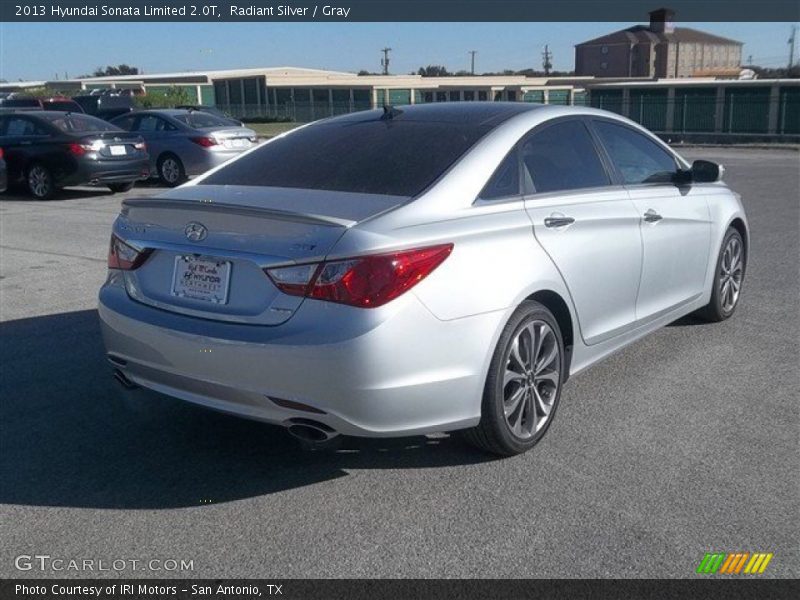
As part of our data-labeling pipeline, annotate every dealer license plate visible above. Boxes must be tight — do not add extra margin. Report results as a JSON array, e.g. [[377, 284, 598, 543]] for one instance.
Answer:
[[172, 255, 231, 304]]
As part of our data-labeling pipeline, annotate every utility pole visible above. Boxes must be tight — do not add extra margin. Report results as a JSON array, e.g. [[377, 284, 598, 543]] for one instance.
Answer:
[[789, 25, 797, 70], [469, 50, 477, 75], [747, 54, 753, 65], [381, 47, 392, 75], [542, 45, 553, 76]]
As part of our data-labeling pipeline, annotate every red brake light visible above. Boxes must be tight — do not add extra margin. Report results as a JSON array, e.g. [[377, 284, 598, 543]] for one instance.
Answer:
[[0, 147, 4, 160], [265, 244, 453, 308], [190, 136, 218, 148], [108, 234, 151, 270], [67, 142, 89, 156]]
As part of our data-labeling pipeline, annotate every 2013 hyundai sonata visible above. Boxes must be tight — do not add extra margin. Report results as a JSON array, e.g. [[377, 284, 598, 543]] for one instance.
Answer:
[[99, 103, 748, 456]]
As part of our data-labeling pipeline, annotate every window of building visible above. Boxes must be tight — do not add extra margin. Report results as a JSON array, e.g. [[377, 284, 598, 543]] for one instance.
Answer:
[[507, 90, 517, 101], [593, 121, 678, 184], [478, 91, 488, 101], [449, 91, 461, 102], [436, 91, 447, 102], [464, 91, 475, 101], [521, 120, 610, 193]]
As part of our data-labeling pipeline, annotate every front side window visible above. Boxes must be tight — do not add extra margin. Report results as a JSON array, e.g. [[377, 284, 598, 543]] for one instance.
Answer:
[[521, 120, 610, 194], [593, 121, 678, 184], [479, 151, 520, 201]]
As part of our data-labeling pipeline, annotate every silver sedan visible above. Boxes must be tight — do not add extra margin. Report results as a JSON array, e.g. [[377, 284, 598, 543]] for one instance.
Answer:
[[110, 109, 258, 186], [99, 103, 748, 456]]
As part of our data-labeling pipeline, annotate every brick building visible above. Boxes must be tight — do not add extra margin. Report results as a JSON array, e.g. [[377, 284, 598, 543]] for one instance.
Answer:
[[575, 8, 743, 78]]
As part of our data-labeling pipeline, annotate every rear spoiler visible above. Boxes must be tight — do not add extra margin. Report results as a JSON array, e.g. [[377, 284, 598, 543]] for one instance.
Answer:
[[121, 197, 356, 228]]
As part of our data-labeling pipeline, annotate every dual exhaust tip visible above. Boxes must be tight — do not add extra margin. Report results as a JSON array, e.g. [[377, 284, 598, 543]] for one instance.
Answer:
[[110, 367, 339, 447]]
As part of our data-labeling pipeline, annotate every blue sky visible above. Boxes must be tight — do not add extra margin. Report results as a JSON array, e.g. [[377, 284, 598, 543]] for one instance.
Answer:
[[0, 21, 796, 81]]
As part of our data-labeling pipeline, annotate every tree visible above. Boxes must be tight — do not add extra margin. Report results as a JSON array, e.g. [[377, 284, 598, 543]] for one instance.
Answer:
[[82, 65, 140, 78], [135, 86, 191, 109], [417, 65, 451, 77]]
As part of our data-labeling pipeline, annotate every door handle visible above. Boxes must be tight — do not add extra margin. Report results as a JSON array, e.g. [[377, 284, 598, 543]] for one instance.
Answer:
[[544, 216, 575, 229], [643, 209, 663, 223]]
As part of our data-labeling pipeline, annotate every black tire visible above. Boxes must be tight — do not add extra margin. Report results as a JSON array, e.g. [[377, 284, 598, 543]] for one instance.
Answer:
[[108, 181, 136, 193], [462, 300, 565, 457], [26, 163, 56, 200], [696, 227, 746, 322], [157, 153, 186, 187]]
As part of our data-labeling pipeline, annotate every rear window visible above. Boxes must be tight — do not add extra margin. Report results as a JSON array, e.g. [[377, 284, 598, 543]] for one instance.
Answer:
[[41, 113, 119, 133], [42, 100, 82, 112], [172, 112, 231, 128], [201, 116, 491, 196]]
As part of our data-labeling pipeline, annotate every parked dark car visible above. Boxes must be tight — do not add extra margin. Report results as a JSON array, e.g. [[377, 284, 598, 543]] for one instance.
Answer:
[[0, 111, 149, 199], [0, 96, 42, 110], [0, 147, 7, 193], [72, 95, 135, 122], [41, 97, 85, 112]]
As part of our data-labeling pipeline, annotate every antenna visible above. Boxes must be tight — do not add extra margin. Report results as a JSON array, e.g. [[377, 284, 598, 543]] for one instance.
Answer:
[[381, 47, 392, 75], [542, 45, 553, 76], [469, 50, 478, 75]]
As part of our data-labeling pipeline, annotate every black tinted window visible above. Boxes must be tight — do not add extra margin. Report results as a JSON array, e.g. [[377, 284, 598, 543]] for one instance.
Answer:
[[202, 117, 490, 196], [3, 117, 49, 136], [594, 121, 677, 184], [521, 120, 609, 193], [41, 113, 118, 133], [480, 151, 520, 200]]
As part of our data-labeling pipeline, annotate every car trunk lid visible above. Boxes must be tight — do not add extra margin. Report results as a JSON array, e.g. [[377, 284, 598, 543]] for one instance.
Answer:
[[114, 185, 407, 325]]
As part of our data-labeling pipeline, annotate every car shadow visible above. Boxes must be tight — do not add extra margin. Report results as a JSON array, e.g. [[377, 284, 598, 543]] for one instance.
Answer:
[[0, 310, 491, 510], [666, 314, 714, 328], [0, 185, 115, 202]]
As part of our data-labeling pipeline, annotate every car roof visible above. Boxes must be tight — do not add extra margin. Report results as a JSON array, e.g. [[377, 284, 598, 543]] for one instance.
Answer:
[[327, 102, 545, 127]]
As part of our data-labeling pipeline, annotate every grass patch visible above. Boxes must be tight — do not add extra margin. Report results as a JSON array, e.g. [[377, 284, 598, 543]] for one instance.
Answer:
[[247, 122, 302, 138]]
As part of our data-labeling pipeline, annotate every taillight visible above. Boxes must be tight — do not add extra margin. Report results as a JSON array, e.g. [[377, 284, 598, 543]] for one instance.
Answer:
[[190, 136, 218, 148], [134, 141, 146, 152], [67, 142, 92, 156], [265, 244, 453, 308], [0, 147, 4, 160], [107, 234, 151, 270]]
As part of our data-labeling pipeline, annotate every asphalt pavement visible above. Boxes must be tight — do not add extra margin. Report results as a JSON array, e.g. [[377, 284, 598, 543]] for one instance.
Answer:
[[0, 149, 797, 578]]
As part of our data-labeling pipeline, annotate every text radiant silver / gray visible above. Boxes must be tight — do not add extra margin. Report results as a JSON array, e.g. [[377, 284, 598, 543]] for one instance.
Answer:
[[99, 103, 748, 456]]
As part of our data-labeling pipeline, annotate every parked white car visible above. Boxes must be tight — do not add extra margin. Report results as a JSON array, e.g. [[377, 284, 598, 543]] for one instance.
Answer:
[[99, 103, 748, 456]]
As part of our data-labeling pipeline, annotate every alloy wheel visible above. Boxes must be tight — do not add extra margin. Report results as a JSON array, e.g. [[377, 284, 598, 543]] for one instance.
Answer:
[[161, 158, 180, 184], [719, 236, 743, 312], [28, 166, 51, 198], [502, 320, 561, 440]]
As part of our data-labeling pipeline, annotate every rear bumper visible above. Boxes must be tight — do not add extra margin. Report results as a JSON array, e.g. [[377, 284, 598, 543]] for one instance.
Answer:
[[65, 157, 150, 186], [98, 276, 503, 437], [182, 148, 250, 176]]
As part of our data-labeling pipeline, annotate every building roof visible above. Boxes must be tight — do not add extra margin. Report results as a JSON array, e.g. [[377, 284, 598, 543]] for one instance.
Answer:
[[577, 25, 743, 47]]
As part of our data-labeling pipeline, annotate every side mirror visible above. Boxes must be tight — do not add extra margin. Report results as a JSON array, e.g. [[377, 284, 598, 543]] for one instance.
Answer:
[[690, 159, 723, 183]]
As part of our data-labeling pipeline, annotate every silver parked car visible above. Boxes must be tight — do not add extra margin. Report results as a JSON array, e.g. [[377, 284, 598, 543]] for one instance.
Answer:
[[110, 109, 257, 186], [99, 103, 748, 456]]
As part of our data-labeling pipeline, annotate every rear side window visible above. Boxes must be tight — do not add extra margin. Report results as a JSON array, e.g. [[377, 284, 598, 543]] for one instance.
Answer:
[[593, 121, 678, 184], [521, 120, 610, 194], [3, 117, 49, 136], [136, 115, 176, 132], [201, 118, 491, 197], [479, 151, 520, 200]]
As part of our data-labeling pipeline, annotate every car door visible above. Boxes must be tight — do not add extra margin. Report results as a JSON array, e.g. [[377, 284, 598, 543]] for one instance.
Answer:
[[131, 114, 174, 169], [522, 118, 643, 345], [0, 115, 55, 182], [590, 119, 712, 323]]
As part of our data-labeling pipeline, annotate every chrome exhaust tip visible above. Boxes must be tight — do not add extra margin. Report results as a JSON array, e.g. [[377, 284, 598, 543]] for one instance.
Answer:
[[286, 419, 340, 449], [113, 369, 139, 390]]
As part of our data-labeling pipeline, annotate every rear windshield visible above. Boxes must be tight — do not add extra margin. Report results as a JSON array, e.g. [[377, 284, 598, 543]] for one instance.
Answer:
[[172, 112, 231, 128], [201, 116, 490, 197], [41, 113, 119, 133], [43, 101, 82, 112]]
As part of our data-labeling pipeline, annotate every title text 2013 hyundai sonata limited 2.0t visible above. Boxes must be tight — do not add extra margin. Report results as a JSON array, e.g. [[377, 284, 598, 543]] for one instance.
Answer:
[[98, 103, 748, 456]]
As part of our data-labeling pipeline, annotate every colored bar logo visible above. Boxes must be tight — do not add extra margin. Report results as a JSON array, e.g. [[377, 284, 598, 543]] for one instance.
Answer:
[[696, 552, 773, 574]]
